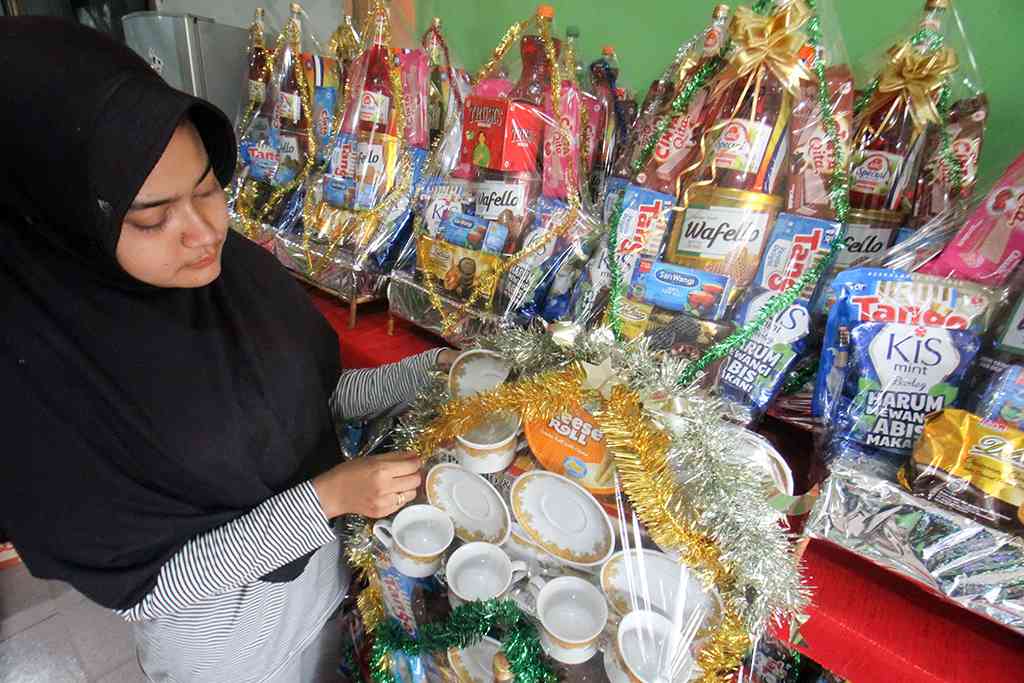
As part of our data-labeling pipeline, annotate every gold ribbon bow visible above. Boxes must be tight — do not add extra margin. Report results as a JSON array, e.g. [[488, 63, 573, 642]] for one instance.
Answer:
[[871, 41, 959, 133], [712, 1, 815, 101]]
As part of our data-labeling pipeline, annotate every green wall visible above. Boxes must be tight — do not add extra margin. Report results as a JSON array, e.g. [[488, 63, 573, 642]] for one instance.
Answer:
[[415, 0, 1019, 189]]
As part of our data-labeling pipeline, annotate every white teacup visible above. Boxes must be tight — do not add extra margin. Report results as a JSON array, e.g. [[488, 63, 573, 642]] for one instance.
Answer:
[[372, 505, 454, 578], [445, 542, 528, 608], [617, 610, 697, 683], [517, 576, 608, 664], [455, 411, 522, 475]]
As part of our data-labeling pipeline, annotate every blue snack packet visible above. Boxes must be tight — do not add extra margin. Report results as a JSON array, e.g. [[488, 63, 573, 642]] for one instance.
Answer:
[[628, 258, 732, 319], [603, 176, 630, 223], [714, 214, 838, 424], [716, 287, 812, 422], [814, 267, 996, 422], [441, 213, 507, 254], [830, 322, 980, 458], [976, 365, 1024, 430]]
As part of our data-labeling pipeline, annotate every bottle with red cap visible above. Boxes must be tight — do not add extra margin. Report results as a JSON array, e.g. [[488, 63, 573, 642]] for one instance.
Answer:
[[355, 8, 393, 136], [848, 0, 953, 215]]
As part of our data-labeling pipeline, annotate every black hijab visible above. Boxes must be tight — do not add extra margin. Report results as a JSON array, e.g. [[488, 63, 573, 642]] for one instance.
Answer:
[[0, 18, 342, 609]]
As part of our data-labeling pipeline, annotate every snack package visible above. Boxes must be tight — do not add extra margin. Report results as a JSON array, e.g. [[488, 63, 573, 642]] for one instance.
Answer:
[[525, 403, 614, 495], [815, 267, 996, 461], [787, 64, 854, 219], [975, 365, 1024, 431], [389, 5, 602, 343], [899, 408, 1024, 536], [910, 94, 988, 227], [715, 214, 840, 424], [613, 6, 731, 197], [921, 153, 1024, 287]]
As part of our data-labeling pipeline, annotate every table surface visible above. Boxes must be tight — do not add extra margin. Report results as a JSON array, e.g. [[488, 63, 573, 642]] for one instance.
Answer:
[[309, 289, 1024, 683]]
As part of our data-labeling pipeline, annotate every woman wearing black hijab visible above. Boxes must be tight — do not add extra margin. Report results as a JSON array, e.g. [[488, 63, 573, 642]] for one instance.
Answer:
[[0, 18, 454, 682]]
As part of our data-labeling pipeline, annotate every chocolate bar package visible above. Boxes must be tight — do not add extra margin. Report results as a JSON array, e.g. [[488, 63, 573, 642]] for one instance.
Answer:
[[910, 94, 988, 228], [900, 408, 1024, 536], [787, 64, 854, 219], [619, 299, 733, 358]]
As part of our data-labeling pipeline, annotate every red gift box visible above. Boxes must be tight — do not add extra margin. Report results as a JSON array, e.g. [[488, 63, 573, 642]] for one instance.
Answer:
[[460, 96, 544, 174]]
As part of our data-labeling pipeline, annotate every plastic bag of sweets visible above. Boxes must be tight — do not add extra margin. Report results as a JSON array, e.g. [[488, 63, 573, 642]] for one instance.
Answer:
[[899, 408, 1024, 537], [405, 5, 600, 328], [813, 267, 997, 462]]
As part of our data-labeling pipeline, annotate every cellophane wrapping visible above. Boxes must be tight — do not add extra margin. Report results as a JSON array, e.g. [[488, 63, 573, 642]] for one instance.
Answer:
[[361, 325, 807, 682], [801, 146, 1024, 637], [388, 6, 604, 348]]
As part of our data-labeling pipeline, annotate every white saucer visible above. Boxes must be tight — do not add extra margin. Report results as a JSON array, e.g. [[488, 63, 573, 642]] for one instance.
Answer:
[[426, 463, 511, 545], [600, 549, 721, 623], [510, 471, 614, 568], [448, 636, 502, 683], [449, 349, 512, 399]]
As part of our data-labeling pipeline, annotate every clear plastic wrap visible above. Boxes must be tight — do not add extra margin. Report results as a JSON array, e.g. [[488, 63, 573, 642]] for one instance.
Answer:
[[388, 5, 604, 347], [232, 5, 321, 234], [560, 1, 854, 430], [848, 0, 986, 229], [798, 144, 1024, 642], [351, 326, 807, 682]]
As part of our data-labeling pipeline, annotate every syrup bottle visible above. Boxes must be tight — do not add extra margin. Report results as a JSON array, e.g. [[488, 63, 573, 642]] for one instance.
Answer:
[[508, 7, 561, 107], [245, 8, 269, 110], [589, 45, 620, 172], [356, 6, 393, 136], [268, 4, 311, 185], [849, 0, 951, 213], [703, 0, 795, 195]]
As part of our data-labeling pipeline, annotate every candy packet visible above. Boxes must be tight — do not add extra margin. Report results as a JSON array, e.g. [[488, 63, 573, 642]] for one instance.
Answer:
[[714, 214, 840, 425], [899, 408, 1024, 536], [815, 267, 997, 461]]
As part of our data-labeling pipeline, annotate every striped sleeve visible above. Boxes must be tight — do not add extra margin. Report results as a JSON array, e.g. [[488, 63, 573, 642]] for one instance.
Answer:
[[117, 481, 336, 622], [330, 348, 442, 422]]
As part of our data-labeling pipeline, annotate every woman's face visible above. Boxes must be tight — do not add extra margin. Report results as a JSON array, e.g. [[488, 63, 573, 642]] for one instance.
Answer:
[[116, 121, 228, 288]]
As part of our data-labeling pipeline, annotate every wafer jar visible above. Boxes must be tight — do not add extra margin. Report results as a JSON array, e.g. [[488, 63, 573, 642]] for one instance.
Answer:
[[837, 207, 904, 270], [665, 186, 782, 302]]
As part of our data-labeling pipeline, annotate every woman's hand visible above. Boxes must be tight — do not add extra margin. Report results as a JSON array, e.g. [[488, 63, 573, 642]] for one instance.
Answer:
[[312, 451, 422, 519], [435, 349, 459, 372]]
